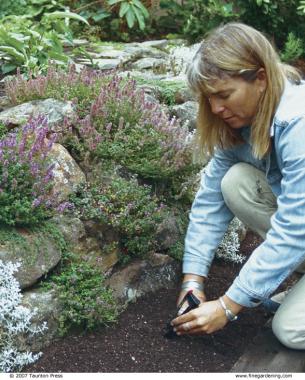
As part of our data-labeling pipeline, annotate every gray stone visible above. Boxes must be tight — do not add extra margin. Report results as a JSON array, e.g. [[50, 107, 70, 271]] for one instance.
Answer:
[[0, 98, 76, 128], [21, 288, 63, 351], [124, 45, 168, 60], [144, 93, 160, 105], [169, 43, 201, 75], [105, 253, 180, 302], [48, 143, 86, 205], [53, 217, 120, 274], [231, 324, 305, 372], [63, 39, 88, 47], [0, 96, 10, 111], [140, 40, 169, 50], [88, 50, 129, 60], [51, 215, 86, 244], [120, 70, 168, 81], [92, 58, 123, 70], [52, 215, 119, 273], [0, 227, 62, 289], [163, 77, 195, 103], [132, 58, 168, 71], [74, 236, 119, 274], [155, 215, 181, 250], [81, 220, 120, 273], [170, 101, 198, 131], [174, 86, 195, 103]]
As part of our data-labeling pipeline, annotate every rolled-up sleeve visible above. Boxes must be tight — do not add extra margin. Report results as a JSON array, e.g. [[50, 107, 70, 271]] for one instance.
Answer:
[[183, 148, 238, 277], [227, 117, 305, 307]]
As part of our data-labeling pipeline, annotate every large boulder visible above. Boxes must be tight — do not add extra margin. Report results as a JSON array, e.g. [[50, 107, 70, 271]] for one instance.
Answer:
[[0, 227, 62, 289], [105, 253, 180, 302], [0, 98, 76, 129], [49, 143, 86, 205]]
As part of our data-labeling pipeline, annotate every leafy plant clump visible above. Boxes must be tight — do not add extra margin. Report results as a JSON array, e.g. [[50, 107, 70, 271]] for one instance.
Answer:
[[0, 10, 89, 75], [45, 251, 119, 336], [70, 176, 168, 259], [0, 116, 60, 226], [0, 260, 47, 373], [134, 77, 189, 106]]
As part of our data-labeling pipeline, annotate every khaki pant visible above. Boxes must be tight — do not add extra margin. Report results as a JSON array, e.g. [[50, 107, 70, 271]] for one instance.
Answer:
[[221, 162, 305, 349]]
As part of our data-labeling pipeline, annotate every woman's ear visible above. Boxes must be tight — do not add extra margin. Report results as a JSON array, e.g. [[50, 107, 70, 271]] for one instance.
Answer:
[[256, 68, 267, 93]]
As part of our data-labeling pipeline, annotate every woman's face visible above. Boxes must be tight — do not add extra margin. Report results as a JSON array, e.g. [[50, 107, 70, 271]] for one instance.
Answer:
[[207, 70, 267, 129]]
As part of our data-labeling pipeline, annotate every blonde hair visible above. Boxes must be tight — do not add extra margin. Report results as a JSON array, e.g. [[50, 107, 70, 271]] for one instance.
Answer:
[[187, 22, 302, 159]]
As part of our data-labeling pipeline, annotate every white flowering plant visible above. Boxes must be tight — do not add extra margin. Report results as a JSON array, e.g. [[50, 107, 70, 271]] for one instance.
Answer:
[[0, 260, 47, 372], [216, 218, 246, 264]]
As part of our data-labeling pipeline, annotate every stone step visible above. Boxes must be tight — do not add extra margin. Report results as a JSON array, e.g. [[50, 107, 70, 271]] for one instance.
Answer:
[[231, 324, 305, 372]]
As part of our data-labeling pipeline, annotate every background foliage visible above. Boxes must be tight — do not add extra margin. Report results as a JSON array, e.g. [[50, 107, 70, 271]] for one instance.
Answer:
[[1, 0, 305, 75]]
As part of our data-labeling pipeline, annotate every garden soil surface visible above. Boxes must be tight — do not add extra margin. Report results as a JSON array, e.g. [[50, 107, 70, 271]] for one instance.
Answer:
[[23, 231, 297, 373]]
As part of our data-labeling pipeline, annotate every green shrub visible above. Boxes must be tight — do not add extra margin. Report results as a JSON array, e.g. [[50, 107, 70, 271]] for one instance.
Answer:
[[158, 0, 239, 43], [70, 177, 169, 260], [158, 0, 305, 59], [46, 252, 119, 335], [280, 32, 304, 63]]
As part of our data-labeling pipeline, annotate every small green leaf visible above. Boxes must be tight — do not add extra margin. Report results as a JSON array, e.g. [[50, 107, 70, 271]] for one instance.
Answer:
[[119, 2, 130, 17], [132, 0, 150, 18], [0, 30, 24, 52], [92, 12, 111, 22], [126, 8, 136, 28], [108, 0, 123, 5], [1, 63, 17, 74], [132, 5, 146, 30], [44, 11, 90, 26], [0, 45, 25, 63]]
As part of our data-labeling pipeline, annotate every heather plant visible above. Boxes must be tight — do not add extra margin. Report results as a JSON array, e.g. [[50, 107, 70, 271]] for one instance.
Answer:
[[0, 116, 58, 226], [5, 67, 199, 194], [70, 176, 169, 259], [0, 260, 47, 372], [79, 74, 198, 183], [5, 65, 112, 117]]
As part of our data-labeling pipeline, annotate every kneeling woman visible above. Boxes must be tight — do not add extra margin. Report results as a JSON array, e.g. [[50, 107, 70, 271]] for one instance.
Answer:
[[171, 22, 305, 349]]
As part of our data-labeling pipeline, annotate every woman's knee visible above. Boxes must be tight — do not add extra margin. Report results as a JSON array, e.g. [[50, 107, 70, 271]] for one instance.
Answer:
[[272, 310, 305, 350], [221, 162, 255, 204]]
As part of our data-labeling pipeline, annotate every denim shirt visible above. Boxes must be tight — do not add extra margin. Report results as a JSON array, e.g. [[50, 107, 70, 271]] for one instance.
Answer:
[[183, 80, 305, 308]]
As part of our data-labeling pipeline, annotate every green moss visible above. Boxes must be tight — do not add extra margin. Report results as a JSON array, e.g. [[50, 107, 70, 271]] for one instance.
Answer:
[[92, 41, 125, 51], [0, 221, 67, 266], [134, 76, 187, 105]]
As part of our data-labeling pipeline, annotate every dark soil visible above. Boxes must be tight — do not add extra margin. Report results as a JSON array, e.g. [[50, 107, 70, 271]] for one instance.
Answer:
[[23, 231, 297, 373]]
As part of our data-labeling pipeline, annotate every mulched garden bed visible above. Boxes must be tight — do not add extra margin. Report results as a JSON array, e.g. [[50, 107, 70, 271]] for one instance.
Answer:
[[24, 231, 297, 373]]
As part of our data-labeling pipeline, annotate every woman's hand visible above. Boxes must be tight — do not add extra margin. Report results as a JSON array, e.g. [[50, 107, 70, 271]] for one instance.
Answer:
[[177, 288, 206, 310], [177, 274, 206, 308], [171, 299, 228, 335]]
